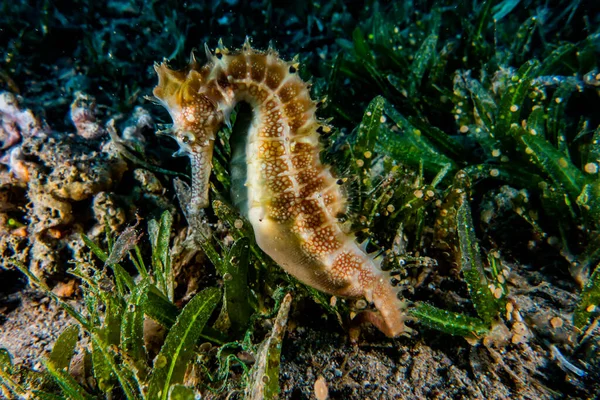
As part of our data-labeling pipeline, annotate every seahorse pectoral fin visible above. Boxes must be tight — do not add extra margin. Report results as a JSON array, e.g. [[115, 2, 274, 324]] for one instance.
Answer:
[[188, 141, 215, 213]]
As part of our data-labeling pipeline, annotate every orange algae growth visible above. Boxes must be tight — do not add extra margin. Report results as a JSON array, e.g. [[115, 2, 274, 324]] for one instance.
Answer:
[[153, 39, 411, 338]]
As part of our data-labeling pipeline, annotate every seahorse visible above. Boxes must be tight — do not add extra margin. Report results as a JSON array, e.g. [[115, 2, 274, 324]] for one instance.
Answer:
[[152, 39, 412, 338]]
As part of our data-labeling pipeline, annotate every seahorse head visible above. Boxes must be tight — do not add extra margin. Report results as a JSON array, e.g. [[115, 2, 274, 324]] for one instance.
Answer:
[[153, 62, 224, 211], [153, 62, 224, 147]]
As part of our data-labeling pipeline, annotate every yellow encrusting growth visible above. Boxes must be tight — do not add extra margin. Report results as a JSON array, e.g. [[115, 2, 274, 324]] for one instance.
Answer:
[[153, 39, 412, 338]]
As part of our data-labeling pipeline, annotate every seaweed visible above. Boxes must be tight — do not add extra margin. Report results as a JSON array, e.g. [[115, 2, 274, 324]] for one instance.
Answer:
[[147, 287, 220, 400], [2, 214, 224, 398], [309, 3, 600, 352], [574, 262, 600, 329]]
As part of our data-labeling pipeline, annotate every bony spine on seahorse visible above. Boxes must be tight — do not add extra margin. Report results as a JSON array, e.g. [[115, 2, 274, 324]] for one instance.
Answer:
[[153, 38, 412, 338]]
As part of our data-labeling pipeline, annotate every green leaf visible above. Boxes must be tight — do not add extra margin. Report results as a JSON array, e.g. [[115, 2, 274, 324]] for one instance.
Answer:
[[577, 182, 600, 226], [386, 74, 407, 97], [473, 0, 494, 41], [511, 16, 537, 64], [408, 33, 438, 96], [537, 43, 577, 76], [81, 234, 109, 263], [212, 198, 274, 270], [145, 285, 179, 329], [492, 0, 521, 21], [574, 263, 600, 329], [327, 52, 344, 100], [81, 234, 135, 294], [9, 260, 89, 329], [121, 280, 150, 371], [43, 359, 94, 400], [487, 253, 508, 307], [131, 245, 149, 279], [91, 330, 116, 394], [224, 238, 253, 335], [356, 96, 385, 166], [157, 211, 174, 260], [496, 60, 539, 142], [526, 104, 546, 139], [456, 192, 501, 324], [245, 293, 292, 399], [0, 349, 26, 397], [460, 72, 496, 132], [0, 348, 16, 387], [89, 293, 127, 395], [461, 164, 544, 190], [49, 325, 79, 372], [520, 133, 586, 202], [190, 224, 225, 275], [147, 287, 220, 400], [152, 210, 174, 301], [352, 27, 373, 64], [410, 302, 489, 336], [91, 333, 141, 399], [104, 295, 125, 347], [31, 391, 66, 400], [212, 153, 231, 191], [586, 125, 600, 168], [377, 104, 456, 175], [547, 82, 576, 152], [0, 349, 15, 376], [112, 264, 135, 296], [168, 384, 196, 400], [577, 232, 600, 273], [407, 116, 466, 162]]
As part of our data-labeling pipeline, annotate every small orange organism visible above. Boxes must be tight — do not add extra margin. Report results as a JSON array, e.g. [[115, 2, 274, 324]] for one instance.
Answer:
[[153, 38, 411, 338]]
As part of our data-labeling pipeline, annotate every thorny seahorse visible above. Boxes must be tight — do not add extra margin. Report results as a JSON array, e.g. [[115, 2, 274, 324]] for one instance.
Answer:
[[153, 39, 412, 338]]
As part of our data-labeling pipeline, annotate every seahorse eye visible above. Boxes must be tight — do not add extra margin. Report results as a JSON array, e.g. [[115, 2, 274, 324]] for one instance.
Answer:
[[180, 132, 195, 144]]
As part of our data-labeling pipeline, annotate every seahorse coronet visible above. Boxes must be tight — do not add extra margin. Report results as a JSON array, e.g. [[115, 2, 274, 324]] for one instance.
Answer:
[[153, 40, 411, 338]]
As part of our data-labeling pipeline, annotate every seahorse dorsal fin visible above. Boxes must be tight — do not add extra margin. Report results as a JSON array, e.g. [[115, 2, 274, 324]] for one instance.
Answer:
[[317, 95, 328, 108], [204, 43, 216, 63], [267, 40, 280, 58], [243, 36, 252, 52], [189, 48, 200, 69], [217, 38, 229, 54]]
